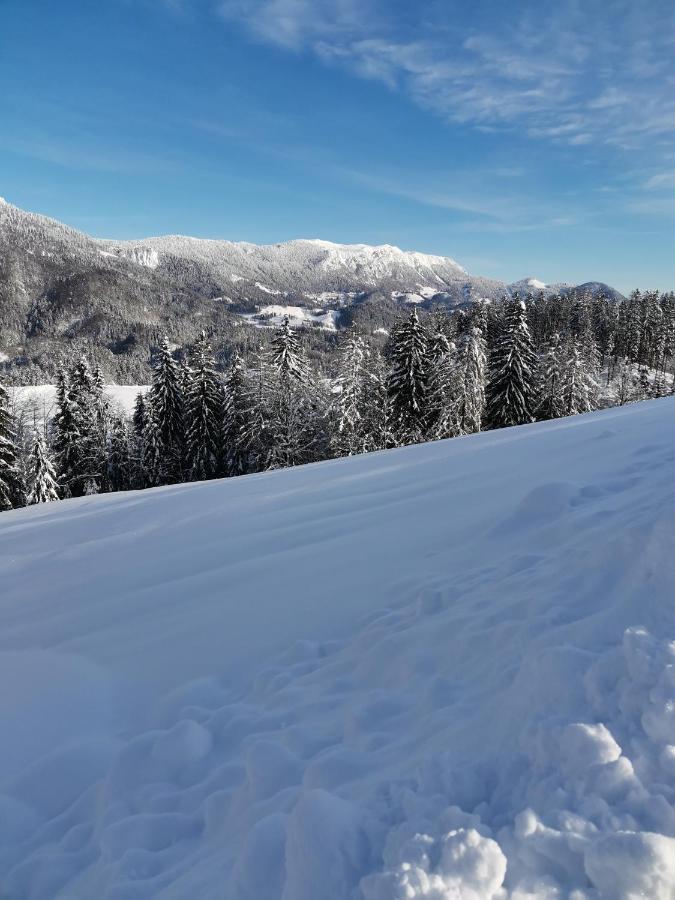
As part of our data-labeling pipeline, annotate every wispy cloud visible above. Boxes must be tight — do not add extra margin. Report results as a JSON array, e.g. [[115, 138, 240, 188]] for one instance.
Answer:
[[216, 0, 675, 155], [644, 172, 675, 190], [331, 163, 584, 233]]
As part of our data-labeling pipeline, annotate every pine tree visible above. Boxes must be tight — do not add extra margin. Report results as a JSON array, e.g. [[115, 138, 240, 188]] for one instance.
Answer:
[[0, 379, 24, 510], [426, 341, 460, 440], [332, 332, 370, 456], [387, 308, 430, 444], [262, 320, 322, 469], [27, 430, 59, 504], [456, 325, 487, 434], [129, 392, 147, 488], [142, 413, 164, 487], [536, 332, 566, 421], [108, 415, 131, 492], [148, 338, 185, 483], [361, 348, 393, 451], [561, 341, 597, 416], [185, 331, 224, 481], [270, 317, 308, 381], [52, 368, 84, 497], [485, 298, 537, 429], [132, 391, 148, 437], [222, 352, 251, 476]]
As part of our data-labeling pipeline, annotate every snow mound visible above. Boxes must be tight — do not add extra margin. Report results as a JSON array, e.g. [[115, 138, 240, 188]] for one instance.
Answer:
[[2, 399, 675, 898]]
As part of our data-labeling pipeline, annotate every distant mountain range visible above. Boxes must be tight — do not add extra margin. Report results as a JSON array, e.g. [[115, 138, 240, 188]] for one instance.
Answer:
[[0, 198, 625, 381]]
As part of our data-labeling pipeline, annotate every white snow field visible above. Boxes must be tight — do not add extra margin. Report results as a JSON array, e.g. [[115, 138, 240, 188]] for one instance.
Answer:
[[3, 399, 675, 898]]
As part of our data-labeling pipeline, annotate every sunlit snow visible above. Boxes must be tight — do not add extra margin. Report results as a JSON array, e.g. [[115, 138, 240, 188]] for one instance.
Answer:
[[2, 400, 675, 897]]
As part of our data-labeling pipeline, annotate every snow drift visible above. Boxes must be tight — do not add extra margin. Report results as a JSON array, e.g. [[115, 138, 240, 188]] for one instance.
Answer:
[[2, 398, 675, 898]]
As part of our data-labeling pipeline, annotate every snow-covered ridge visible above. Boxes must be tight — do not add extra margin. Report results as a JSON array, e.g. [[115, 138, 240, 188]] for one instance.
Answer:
[[0, 198, 624, 311], [2, 399, 675, 897], [102, 234, 470, 285]]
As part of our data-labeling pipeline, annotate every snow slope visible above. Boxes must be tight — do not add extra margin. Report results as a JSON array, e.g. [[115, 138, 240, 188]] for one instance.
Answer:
[[2, 400, 675, 898]]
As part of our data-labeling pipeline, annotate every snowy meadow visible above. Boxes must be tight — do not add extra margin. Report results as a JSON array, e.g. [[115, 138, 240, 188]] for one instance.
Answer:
[[2, 398, 675, 897]]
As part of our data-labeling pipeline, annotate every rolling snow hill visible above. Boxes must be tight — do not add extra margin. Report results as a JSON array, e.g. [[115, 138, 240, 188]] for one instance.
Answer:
[[2, 399, 675, 897], [0, 198, 623, 381]]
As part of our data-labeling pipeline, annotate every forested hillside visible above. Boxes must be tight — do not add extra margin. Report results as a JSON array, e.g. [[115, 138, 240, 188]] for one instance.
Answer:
[[1, 287, 672, 511], [0, 198, 624, 382]]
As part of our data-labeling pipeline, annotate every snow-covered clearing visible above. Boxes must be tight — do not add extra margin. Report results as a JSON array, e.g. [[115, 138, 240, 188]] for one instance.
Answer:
[[239, 304, 341, 330], [2, 399, 675, 897]]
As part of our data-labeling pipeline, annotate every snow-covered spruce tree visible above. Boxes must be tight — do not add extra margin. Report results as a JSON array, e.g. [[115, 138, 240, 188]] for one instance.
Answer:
[[142, 412, 164, 487], [360, 347, 394, 451], [485, 298, 537, 429], [130, 392, 148, 488], [26, 430, 59, 504], [147, 338, 185, 483], [386, 307, 430, 444], [179, 358, 193, 404], [331, 331, 371, 457], [427, 311, 454, 360], [270, 316, 309, 382], [561, 341, 597, 416], [185, 331, 224, 481], [456, 325, 487, 434], [264, 319, 325, 469], [222, 352, 252, 476], [0, 378, 24, 510], [107, 415, 131, 492], [132, 391, 147, 437], [536, 332, 566, 421], [52, 368, 84, 497], [66, 356, 108, 493], [426, 339, 460, 441]]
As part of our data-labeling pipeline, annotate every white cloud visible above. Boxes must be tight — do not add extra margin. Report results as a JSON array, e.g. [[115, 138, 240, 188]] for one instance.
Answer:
[[216, 0, 675, 154], [645, 172, 675, 190]]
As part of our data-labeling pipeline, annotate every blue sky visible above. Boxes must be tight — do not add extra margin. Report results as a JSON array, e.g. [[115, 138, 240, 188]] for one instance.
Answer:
[[1, 0, 675, 292]]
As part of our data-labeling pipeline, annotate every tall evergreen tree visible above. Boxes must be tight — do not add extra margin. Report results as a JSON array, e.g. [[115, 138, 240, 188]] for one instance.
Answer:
[[387, 308, 430, 444], [361, 348, 393, 451], [485, 298, 537, 429], [108, 415, 131, 492], [130, 392, 148, 489], [332, 332, 370, 456], [222, 352, 251, 476], [561, 341, 597, 416], [426, 341, 460, 441], [270, 317, 309, 382], [27, 430, 59, 504], [148, 338, 185, 483], [536, 332, 566, 421], [0, 379, 24, 510], [262, 320, 323, 469], [456, 325, 487, 434], [185, 331, 224, 481], [52, 368, 85, 497]]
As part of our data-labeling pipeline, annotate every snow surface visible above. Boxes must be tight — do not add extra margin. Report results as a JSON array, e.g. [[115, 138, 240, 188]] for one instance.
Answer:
[[239, 305, 341, 330], [3, 399, 675, 897], [254, 282, 284, 296]]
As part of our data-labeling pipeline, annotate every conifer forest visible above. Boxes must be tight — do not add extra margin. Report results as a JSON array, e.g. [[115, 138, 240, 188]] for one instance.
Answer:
[[1, 288, 673, 512]]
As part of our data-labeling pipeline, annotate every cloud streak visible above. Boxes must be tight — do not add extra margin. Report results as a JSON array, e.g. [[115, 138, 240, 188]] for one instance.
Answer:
[[217, 0, 675, 155]]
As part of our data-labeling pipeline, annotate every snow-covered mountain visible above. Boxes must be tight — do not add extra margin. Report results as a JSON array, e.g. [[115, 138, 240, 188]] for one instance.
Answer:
[[0, 198, 624, 381], [2, 398, 675, 898]]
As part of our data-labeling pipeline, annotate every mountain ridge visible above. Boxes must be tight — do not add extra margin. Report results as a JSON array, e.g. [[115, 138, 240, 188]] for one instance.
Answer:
[[0, 198, 625, 382]]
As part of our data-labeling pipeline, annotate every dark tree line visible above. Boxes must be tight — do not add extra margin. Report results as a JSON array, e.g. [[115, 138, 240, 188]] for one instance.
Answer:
[[1, 289, 674, 511]]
